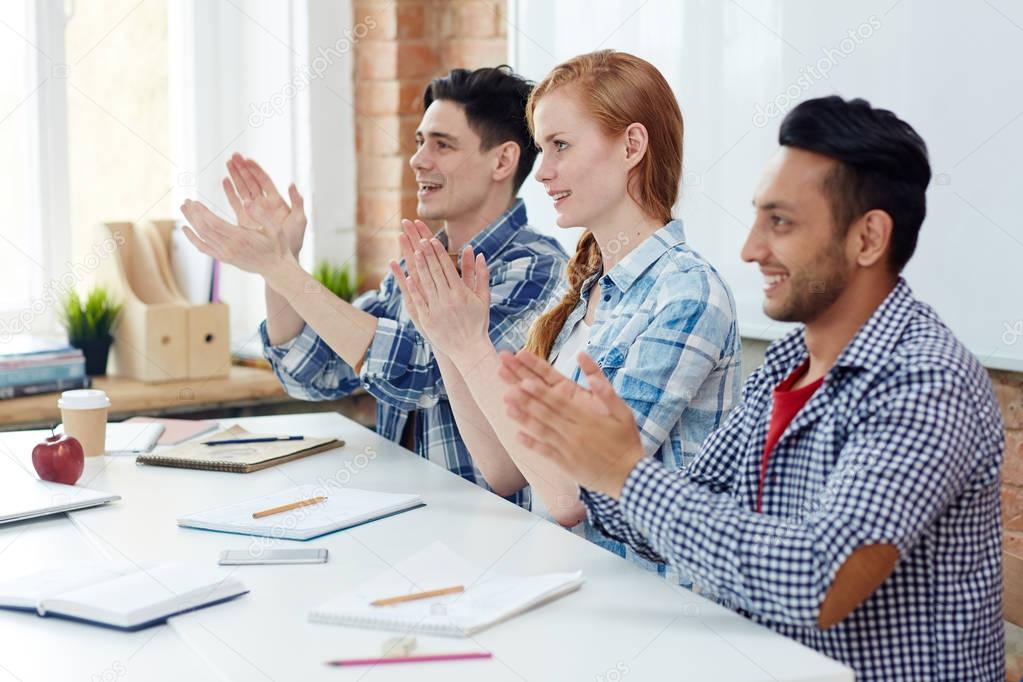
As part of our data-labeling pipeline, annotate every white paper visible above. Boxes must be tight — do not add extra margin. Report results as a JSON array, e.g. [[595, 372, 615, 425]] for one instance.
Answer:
[[104, 422, 165, 454], [308, 542, 584, 636], [170, 223, 214, 304], [177, 484, 423, 540]]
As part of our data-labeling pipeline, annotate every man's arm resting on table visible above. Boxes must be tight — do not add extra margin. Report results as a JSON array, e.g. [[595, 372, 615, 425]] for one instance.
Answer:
[[615, 381, 977, 630], [604, 460, 903, 629], [592, 367, 982, 630], [584, 479, 897, 629]]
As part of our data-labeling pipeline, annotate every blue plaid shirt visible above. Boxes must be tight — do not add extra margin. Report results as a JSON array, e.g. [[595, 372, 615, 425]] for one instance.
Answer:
[[582, 278, 1004, 681], [547, 220, 741, 581], [259, 200, 567, 509]]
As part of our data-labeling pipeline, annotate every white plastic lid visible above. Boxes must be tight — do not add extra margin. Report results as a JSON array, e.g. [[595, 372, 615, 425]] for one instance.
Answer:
[[57, 389, 111, 410]]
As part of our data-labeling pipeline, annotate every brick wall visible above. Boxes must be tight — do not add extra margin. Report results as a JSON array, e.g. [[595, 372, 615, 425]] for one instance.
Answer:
[[995, 371, 1023, 554], [352, 0, 507, 289]]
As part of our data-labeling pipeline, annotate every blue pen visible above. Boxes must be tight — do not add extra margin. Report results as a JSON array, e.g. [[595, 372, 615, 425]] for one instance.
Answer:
[[204, 436, 305, 446]]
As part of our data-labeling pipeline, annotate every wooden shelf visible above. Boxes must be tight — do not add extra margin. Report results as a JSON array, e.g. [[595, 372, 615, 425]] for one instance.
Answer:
[[0, 365, 287, 430]]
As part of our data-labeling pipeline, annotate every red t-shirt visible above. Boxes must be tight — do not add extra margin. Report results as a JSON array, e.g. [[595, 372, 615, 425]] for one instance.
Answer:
[[756, 360, 824, 513]]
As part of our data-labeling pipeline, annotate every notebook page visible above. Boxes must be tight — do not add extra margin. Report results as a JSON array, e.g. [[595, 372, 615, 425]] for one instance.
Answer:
[[44, 563, 242, 627], [104, 423, 165, 454], [177, 484, 423, 539], [313, 572, 583, 635], [309, 542, 583, 636], [123, 417, 219, 445], [0, 561, 136, 610], [444, 571, 584, 632], [309, 542, 478, 635]]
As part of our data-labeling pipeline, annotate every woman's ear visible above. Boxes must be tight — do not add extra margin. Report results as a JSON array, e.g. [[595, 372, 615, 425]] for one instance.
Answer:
[[492, 141, 521, 184], [623, 122, 649, 170]]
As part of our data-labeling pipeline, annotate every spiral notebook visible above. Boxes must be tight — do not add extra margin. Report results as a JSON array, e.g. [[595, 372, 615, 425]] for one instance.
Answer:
[[308, 542, 584, 636], [136, 425, 343, 473]]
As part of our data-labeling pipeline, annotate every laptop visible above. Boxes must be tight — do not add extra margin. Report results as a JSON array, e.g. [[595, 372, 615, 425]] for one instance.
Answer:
[[0, 456, 120, 525]]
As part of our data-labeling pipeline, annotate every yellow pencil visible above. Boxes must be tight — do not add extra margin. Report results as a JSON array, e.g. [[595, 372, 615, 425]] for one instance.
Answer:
[[251, 496, 327, 519], [371, 585, 465, 607]]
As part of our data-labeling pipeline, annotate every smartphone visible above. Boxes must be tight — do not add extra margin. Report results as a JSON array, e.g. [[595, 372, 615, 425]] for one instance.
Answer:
[[218, 548, 328, 565]]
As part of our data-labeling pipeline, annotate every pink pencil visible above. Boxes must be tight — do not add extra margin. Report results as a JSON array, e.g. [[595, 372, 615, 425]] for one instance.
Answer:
[[327, 651, 492, 667]]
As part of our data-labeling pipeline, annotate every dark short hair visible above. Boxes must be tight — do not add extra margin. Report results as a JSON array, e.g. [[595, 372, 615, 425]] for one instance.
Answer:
[[779, 96, 931, 272], [424, 65, 536, 192]]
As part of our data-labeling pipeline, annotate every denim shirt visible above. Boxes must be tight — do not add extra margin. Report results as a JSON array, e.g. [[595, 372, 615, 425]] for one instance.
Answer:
[[546, 219, 741, 579]]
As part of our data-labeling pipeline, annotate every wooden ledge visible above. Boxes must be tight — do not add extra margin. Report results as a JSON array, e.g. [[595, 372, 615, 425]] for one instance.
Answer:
[[0, 366, 287, 430]]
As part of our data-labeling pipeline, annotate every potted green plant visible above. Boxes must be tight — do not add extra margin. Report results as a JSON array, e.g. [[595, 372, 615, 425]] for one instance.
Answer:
[[58, 286, 123, 376], [313, 261, 361, 302]]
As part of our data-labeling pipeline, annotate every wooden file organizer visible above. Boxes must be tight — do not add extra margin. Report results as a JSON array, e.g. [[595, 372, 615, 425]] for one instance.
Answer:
[[96, 220, 230, 382]]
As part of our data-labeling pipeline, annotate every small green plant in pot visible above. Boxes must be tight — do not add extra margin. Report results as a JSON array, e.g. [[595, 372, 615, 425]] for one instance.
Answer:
[[313, 261, 361, 302], [58, 286, 123, 376]]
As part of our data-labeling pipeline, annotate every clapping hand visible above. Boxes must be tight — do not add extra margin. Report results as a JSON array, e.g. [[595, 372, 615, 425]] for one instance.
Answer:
[[388, 219, 493, 368], [223, 153, 307, 257], [499, 349, 645, 498], [180, 155, 305, 281]]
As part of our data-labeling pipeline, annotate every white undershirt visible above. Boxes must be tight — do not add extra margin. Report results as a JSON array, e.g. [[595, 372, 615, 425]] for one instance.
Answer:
[[550, 319, 592, 379]]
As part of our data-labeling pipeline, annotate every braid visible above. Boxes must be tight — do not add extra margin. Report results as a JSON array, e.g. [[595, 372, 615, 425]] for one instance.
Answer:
[[523, 232, 602, 358]]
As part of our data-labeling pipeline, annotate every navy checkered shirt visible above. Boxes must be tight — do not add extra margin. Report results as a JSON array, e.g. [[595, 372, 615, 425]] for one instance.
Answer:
[[260, 200, 567, 509], [582, 278, 1004, 681]]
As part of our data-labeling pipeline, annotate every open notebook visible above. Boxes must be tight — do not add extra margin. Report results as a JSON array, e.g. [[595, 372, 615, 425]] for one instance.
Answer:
[[136, 425, 343, 473], [177, 484, 425, 540], [0, 561, 248, 631], [309, 542, 584, 636]]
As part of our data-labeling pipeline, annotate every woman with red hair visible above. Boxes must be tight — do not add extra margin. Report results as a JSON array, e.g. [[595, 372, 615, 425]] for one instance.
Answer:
[[390, 50, 739, 580]]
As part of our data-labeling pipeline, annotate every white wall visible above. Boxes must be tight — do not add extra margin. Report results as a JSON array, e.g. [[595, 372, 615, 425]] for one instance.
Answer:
[[169, 0, 356, 352], [511, 0, 1023, 371]]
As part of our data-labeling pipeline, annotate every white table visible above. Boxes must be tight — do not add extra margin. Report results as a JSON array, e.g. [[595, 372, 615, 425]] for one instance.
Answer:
[[0, 412, 853, 681]]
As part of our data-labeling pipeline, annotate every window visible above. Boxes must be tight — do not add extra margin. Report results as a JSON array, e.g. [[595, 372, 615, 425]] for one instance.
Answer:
[[0, 0, 356, 350], [65, 0, 173, 272], [0, 0, 60, 332]]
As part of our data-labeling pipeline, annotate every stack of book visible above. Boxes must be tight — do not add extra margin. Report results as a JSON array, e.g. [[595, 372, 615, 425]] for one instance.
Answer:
[[0, 336, 90, 400]]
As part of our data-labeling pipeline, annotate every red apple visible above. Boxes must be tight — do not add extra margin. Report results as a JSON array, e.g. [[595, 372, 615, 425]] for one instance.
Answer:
[[32, 434, 85, 485]]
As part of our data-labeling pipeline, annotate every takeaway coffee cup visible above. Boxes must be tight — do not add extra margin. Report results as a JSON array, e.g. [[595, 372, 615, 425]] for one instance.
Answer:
[[58, 389, 111, 457]]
